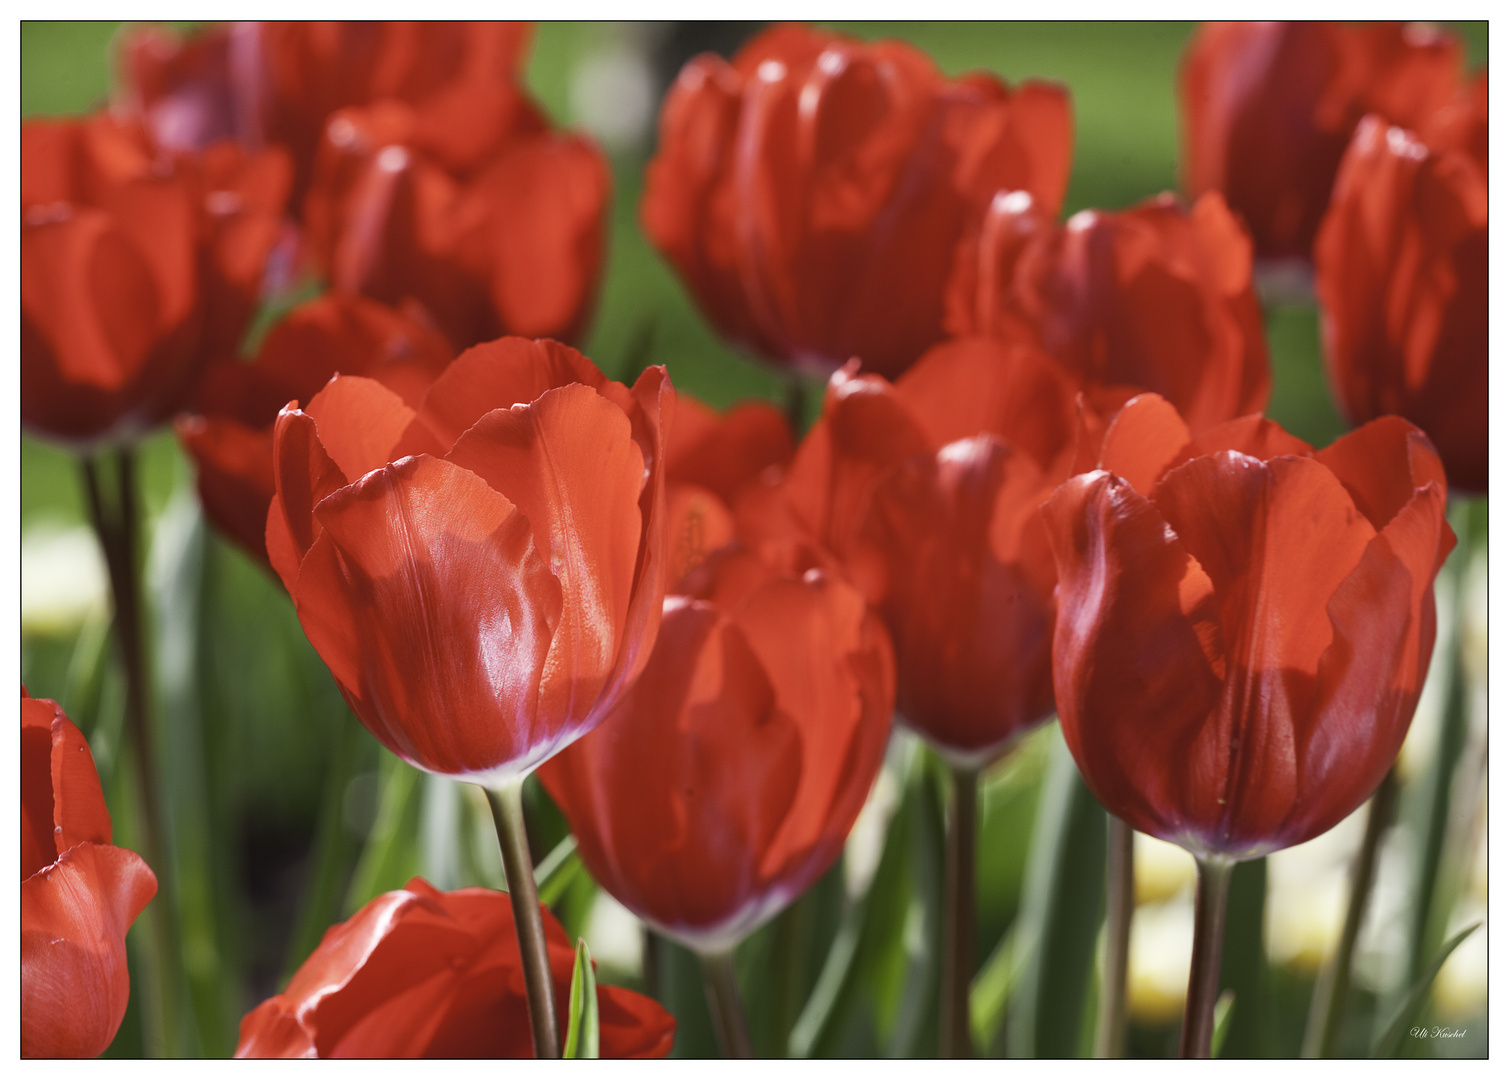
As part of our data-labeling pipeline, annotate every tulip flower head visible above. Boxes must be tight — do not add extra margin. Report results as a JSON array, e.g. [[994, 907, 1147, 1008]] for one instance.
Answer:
[[236, 878, 674, 1058], [947, 189, 1272, 436], [268, 336, 672, 786], [643, 22, 1073, 379], [1315, 74, 1487, 494], [540, 395, 893, 953], [22, 690, 157, 1058], [1180, 20, 1464, 259], [178, 293, 454, 566], [1042, 396, 1454, 860]]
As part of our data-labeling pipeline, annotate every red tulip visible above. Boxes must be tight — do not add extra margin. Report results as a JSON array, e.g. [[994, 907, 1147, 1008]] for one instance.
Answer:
[[642, 22, 1073, 379], [21, 114, 292, 446], [178, 293, 454, 566], [947, 189, 1272, 436], [302, 94, 609, 352], [120, 22, 534, 205], [1180, 21, 1463, 259], [1315, 75, 1487, 493], [235, 877, 674, 1058], [540, 547, 893, 952], [267, 336, 672, 784], [777, 336, 1081, 763], [22, 690, 157, 1058], [1041, 395, 1454, 859]]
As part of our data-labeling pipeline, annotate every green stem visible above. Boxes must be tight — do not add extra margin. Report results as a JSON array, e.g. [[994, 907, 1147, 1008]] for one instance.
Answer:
[[82, 450, 181, 1056], [1095, 815, 1134, 1058], [485, 779, 561, 1058], [1302, 769, 1398, 1058], [939, 763, 978, 1058], [783, 372, 808, 436], [699, 947, 753, 1059], [1179, 856, 1234, 1058]]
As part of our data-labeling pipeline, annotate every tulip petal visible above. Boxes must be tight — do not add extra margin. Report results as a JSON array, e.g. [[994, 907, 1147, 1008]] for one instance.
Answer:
[[1314, 416, 1448, 533], [267, 405, 348, 594], [1095, 392, 1192, 495], [236, 1000, 317, 1059], [598, 984, 678, 1059], [666, 396, 791, 504], [177, 414, 276, 566], [298, 454, 562, 779], [22, 843, 157, 1059], [305, 375, 416, 487], [445, 383, 645, 738]]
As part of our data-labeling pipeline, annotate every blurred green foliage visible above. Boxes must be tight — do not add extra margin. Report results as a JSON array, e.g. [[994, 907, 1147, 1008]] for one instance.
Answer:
[[20, 20, 1487, 1060]]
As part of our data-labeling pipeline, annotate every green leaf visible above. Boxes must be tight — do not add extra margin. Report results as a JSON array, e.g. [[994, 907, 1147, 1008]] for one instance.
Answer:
[[1211, 989, 1236, 1059], [969, 922, 1024, 1053], [344, 750, 424, 914], [1217, 857, 1267, 1056], [535, 834, 583, 907], [1371, 922, 1480, 1058], [1007, 725, 1107, 1058], [563, 937, 600, 1059]]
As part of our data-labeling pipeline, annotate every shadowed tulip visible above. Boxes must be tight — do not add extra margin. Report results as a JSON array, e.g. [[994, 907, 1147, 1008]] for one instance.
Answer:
[[643, 22, 1073, 379], [1042, 394, 1454, 860], [1179, 21, 1463, 260], [21, 113, 292, 447], [22, 690, 157, 1058], [267, 336, 672, 785], [235, 878, 674, 1058], [177, 293, 454, 566], [779, 336, 1082, 765], [1315, 75, 1487, 493], [947, 189, 1271, 436]]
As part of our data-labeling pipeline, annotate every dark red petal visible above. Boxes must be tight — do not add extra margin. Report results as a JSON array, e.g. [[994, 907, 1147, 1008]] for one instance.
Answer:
[[445, 383, 645, 738], [48, 706, 112, 856], [1041, 472, 1227, 848], [666, 396, 792, 502], [299, 454, 562, 778], [176, 414, 277, 566], [22, 843, 157, 1058], [597, 985, 676, 1059], [304, 375, 416, 486], [268, 405, 348, 593], [1171, 413, 1313, 466], [1094, 393, 1192, 495], [22, 696, 63, 879], [1314, 416, 1448, 534], [235, 999, 317, 1058]]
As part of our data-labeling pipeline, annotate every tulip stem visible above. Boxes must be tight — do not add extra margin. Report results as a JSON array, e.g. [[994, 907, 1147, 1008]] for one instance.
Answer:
[[1302, 768, 1399, 1058], [1179, 855, 1234, 1058], [698, 947, 753, 1058], [1095, 814, 1135, 1058], [485, 779, 561, 1059], [939, 763, 978, 1058], [82, 449, 183, 1056]]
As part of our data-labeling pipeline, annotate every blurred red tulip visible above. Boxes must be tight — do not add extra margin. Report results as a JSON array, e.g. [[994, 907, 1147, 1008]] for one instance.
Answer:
[[267, 337, 672, 783], [235, 878, 674, 1058], [22, 690, 157, 1058], [779, 337, 1080, 763], [178, 293, 454, 566], [1180, 21, 1463, 259], [948, 190, 1271, 436], [1315, 75, 1487, 493], [303, 95, 609, 351], [643, 22, 1073, 379], [21, 113, 291, 446], [1042, 395, 1454, 859], [120, 22, 534, 204], [540, 548, 893, 952]]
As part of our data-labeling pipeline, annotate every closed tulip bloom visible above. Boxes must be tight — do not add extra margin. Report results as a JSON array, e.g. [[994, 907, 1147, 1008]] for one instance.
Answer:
[[947, 189, 1271, 436], [236, 878, 674, 1058], [22, 691, 157, 1058], [1042, 395, 1454, 859], [1180, 21, 1463, 259], [21, 114, 291, 446], [302, 80, 608, 351], [781, 337, 1080, 764], [643, 23, 1073, 379], [268, 336, 671, 784], [1315, 75, 1487, 493], [178, 293, 454, 566], [540, 548, 894, 952]]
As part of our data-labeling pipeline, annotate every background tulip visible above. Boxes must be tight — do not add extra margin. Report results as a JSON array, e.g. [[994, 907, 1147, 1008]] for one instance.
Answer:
[[236, 878, 674, 1058], [1043, 396, 1454, 861], [177, 293, 454, 566], [22, 691, 158, 1058], [643, 22, 1073, 379], [1314, 75, 1487, 493], [269, 336, 671, 785], [1180, 21, 1463, 260], [947, 189, 1271, 435]]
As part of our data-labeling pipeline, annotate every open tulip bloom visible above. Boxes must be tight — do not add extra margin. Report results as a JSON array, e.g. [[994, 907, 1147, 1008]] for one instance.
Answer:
[[1042, 394, 1454, 1055], [267, 335, 672, 1055]]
